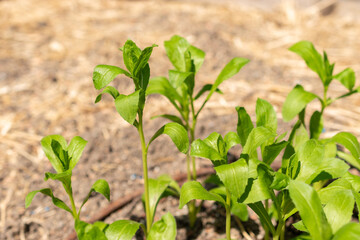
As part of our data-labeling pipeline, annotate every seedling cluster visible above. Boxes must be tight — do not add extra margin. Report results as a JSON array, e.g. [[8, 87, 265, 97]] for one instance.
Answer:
[[26, 36, 360, 240]]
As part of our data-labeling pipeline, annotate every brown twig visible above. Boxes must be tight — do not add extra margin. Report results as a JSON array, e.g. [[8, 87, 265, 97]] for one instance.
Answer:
[[65, 167, 215, 240]]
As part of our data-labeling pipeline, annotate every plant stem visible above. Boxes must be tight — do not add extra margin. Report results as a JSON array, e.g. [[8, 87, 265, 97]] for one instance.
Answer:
[[226, 189, 232, 240], [138, 111, 151, 233], [63, 183, 79, 220], [190, 119, 197, 181]]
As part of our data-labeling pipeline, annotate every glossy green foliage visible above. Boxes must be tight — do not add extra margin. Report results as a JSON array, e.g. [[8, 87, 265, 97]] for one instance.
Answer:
[[288, 180, 332, 240], [148, 212, 177, 240], [93, 40, 157, 127], [148, 122, 189, 154]]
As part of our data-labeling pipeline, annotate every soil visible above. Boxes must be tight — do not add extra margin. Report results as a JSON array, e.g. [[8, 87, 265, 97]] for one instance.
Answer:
[[1, 0, 360, 239]]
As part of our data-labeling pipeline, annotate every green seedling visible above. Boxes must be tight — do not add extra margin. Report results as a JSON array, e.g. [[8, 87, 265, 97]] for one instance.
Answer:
[[24, 135, 140, 240], [93, 39, 189, 237], [282, 41, 360, 167], [147, 35, 249, 227]]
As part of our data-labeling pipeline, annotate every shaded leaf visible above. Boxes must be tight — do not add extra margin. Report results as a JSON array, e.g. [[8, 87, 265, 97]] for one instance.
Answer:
[[248, 201, 276, 235], [133, 44, 157, 77], [41, 135, 68, 173], [68, 136, 87, 171], [236, 106, 254, 147], [263, 140, 288, 165], [310, 111, 323, 139]]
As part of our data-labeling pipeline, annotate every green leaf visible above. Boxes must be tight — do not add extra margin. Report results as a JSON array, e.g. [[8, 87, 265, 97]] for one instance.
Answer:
[[150, 114, 184, 126], [191, 134, 226, 166], [263, 141, 288, 165], [25, 188, 73, 215], [288, 180, 332, 240], [295, 139, 325, 183], [293, 221, 308, 232], [148, 122, 189, 154], [123, 40, 142, 74], [115, 90, 140, 125], [256, 98, 277, 133], [289, 41, 326, 83], [332, 222, 360, 240], [133, 44, 157, 78], [224, 131, 241, 154], [146, 77, 182, 105], [93, 65, 131, 90], [337, 151, 360, 169], [44, 170, 72, 192], [239, 163, 272, 204], [319, 186, 355, 232], [138, 63, 150, 90], [236, 106, 254, 147], [206, 57, 249, 102], [75, 220, 108, 240], [270, 171, 290, 190], [68, 136, 87, 171], [187, 45, 205, 73], [179, 181, 225, 209], [105, 220, 140, 240], [95, 86, 120, 103], [41, 135, 68, 173], [334, 68, 355, 91], [164, 35, 191, 72], [194, 84, 223, 100], [168, 70, 193, 90], [157, 174, 181, 196], [282, 85, 317, 122], [148, 212, 176, 240], [79, 179, 110, 215], [332, 132, 360, 160], [308, 157, 349, 184], [146, 178, 171, 223], [214, 159, 248, 199], [292, 124, 310, 151], [231, 201, 248, 221], [310, 111, 323, 139], [248, 201, 276, 235], [242, 127, 276, 158]]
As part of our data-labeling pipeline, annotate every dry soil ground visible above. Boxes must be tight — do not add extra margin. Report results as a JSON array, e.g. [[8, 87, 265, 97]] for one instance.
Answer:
[[1, 0, 360, 239]]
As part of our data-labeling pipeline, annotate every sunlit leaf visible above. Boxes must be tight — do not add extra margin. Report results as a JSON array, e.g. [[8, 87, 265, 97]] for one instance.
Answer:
[[93, 65, 131, 90], [115, 90, 140, 125], [148, 212, 177, 240], [282, 85, 317, 122], [148, 122, 189, 154], [105, 220, 140, 240]]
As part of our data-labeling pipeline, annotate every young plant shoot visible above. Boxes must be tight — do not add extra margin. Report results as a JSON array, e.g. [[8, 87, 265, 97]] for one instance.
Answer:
[[92, 40, 189, 237], [147, 35, 249, 227]]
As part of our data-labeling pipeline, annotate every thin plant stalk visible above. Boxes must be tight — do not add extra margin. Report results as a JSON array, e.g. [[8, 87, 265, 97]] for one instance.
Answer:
[[225, 189, 232, 240], [138, 111, 152, 233]]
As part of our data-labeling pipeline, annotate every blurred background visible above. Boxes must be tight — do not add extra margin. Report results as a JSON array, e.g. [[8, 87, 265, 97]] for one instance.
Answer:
[[1, 0, 360, 239]]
